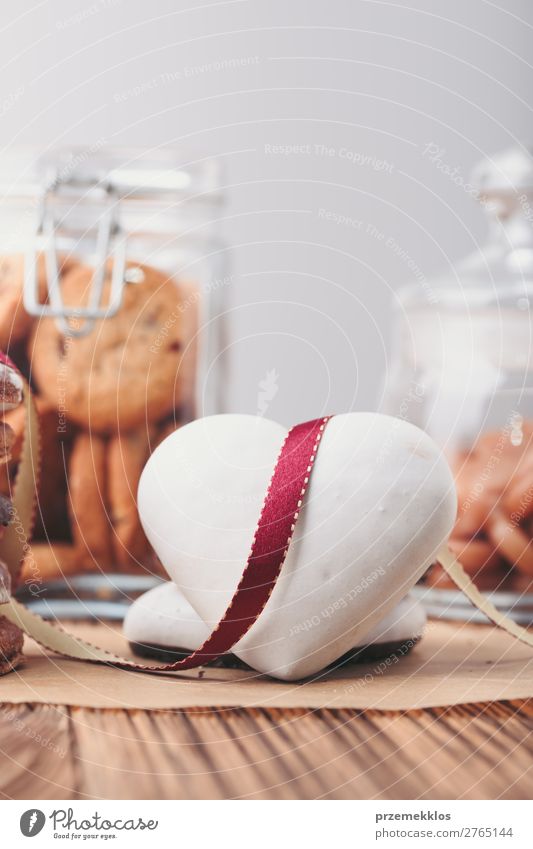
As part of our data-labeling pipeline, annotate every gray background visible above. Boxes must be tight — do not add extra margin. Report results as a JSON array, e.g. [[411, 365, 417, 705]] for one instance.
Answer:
[[1, 0, 532, 424]]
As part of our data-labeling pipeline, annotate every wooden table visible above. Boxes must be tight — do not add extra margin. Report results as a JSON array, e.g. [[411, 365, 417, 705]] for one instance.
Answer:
[[1, 700, 532, 799]]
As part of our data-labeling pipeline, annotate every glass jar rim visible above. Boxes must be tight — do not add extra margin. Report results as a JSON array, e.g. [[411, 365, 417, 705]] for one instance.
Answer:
[[0, 144, 223, 202]]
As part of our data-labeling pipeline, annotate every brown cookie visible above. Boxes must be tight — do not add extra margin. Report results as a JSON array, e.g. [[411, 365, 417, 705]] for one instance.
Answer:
[[107, 429, 151, 571], [0, 402, 25, 473], [0, 614, 23, 675], [0, 421, 14, 465], [155, 414, 180, 445], [448, 535, 501, 574], [33, 398, 74, 542], [0, 493, 12, 527], [486, 509, 533, 576], [173, 277, 200, 420], [423, 562, 504, 591], [0, 255, 35, 350], [20, 542, 81, 582], [29, 262, 184, 433], [0, 253, 75, 351], [0, 558, 11, 602], [68, 433, 113, 570]]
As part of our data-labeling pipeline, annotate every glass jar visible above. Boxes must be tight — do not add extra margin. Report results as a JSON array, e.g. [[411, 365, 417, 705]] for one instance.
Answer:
[[0, 146, 227, 586], [384, 146, 533, 613]]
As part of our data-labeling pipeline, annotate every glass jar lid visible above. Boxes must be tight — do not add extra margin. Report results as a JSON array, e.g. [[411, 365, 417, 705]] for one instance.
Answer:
[[0, 146, 223, 337], [0, 145, 222, 201], [398, 144, 533, 312]]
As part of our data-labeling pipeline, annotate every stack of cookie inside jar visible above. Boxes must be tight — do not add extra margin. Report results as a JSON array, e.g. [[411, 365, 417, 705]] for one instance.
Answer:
[[0, 146, 224, 587], [385, 145, 533, 601], [0, 255, 193, 582]]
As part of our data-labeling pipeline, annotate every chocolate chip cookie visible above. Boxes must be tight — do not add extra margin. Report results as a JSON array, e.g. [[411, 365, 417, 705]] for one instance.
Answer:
[[108, 429, 152, 571], [68, 433, 114, 570], [0, 421, 14, 464], [29, 262, 184, 433]]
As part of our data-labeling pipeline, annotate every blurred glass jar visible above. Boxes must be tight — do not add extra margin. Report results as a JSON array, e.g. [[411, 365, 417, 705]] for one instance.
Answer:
[[0, 147, 229, 587], [384, 146, 533, 598], [0, 145, 226, 420]]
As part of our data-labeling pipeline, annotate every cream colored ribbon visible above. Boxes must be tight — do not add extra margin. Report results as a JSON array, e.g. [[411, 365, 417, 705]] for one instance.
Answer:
[[437, 546, 533, 648], [0, 371, 38, 588]]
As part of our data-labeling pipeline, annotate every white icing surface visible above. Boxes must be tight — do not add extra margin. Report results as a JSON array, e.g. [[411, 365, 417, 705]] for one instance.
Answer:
[[137, 413, 456, 680], [124, 581, 427, 655], [124, 581, 209, 649], [361, 592, 427, 646]]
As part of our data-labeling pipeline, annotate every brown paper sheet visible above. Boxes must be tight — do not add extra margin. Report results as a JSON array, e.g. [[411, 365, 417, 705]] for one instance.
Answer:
[[1, 617, 532, 710]]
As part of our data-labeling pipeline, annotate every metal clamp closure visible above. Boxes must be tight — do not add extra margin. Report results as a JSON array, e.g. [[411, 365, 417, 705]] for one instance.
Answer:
[[23, 173, 128, 337]]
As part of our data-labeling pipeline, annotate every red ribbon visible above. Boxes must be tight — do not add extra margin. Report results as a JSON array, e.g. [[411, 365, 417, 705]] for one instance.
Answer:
[[157, 415, 333, 669]]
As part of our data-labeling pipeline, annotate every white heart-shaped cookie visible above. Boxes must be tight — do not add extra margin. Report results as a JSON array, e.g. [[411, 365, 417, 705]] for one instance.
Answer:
[[138, 413, 456, 680]]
